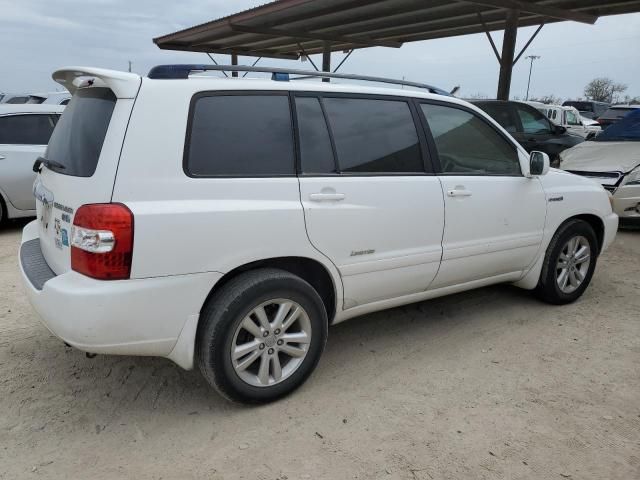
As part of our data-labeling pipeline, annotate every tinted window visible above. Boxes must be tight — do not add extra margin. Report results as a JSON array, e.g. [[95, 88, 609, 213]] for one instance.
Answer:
[[322, 97, 423, 173], [422, 104, 520, 175], [515, 104, 551, 134], [0, 114, 56, 145], [295, 97, 336, 174], [563, 101, 593, 112], [5, 96, 29, 104], [60, 99, 70, 106], [475, 102, 517, 133], [46, 88, 116, 177], [186, 95, 294, 176]]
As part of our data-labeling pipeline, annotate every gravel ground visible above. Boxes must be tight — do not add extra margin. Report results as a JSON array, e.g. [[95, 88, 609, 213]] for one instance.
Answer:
[[1, 219, 639, 480]]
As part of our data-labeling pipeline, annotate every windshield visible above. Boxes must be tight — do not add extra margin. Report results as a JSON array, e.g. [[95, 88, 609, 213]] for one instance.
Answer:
[[45, 87, 116, 177], [593, 109, 640, 142]]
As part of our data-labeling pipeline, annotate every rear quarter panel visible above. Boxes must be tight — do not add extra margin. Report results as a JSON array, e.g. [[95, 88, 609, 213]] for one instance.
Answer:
[[112, 80, 342, 291]]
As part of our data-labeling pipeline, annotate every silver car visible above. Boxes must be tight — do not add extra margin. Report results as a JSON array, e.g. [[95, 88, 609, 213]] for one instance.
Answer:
[[0, 104, 65, 223]]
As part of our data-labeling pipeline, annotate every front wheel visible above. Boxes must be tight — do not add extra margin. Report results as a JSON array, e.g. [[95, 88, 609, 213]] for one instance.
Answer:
[[197, 268, 328, 404], [535, 219, 598, 304]]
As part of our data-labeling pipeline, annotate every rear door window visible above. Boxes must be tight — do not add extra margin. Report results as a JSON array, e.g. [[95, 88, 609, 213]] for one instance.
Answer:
[[45, 87, 116, 177], [185, 94, 294, 177], [0, 114, 57, 145], [321, 97, 425, 174]]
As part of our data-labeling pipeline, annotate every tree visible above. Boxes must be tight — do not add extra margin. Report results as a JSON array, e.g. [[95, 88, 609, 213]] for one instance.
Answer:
[[584, 78, 627, 103], [531, 94, 562, 105]]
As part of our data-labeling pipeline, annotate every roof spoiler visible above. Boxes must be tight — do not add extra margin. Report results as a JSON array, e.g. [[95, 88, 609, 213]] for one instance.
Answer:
[[52, 67, 141, 98]]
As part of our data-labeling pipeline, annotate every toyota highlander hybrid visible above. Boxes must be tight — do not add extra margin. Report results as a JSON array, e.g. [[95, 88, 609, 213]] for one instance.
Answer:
[[19, 65, 618, 403]]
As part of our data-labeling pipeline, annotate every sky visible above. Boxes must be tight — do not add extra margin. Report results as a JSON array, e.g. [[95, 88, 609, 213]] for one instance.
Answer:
[[1, 0, 639, 101]]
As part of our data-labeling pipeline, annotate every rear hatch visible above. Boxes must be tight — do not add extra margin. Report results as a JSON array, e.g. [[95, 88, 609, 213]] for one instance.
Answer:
[[34, 67, 140, 274]]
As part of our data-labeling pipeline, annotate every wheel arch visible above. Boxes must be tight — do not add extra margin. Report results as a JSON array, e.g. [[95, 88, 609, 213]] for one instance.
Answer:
[[514, 212, 606, 291], [201, 256, 338, 325], [572, 213, 605, 254]]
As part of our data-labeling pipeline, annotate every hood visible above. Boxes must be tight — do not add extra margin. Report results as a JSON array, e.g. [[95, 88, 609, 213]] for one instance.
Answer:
[[560, 141, 640, 173]]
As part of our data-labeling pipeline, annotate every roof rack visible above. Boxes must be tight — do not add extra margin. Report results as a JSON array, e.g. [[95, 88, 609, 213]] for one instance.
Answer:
[[147, 64, 451, 96]]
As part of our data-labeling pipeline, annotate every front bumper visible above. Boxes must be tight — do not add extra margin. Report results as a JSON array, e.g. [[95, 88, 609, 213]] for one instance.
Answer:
[[18, 220, 221, 369], [612, 184, 640, 218], [602, 212, 619, 252]]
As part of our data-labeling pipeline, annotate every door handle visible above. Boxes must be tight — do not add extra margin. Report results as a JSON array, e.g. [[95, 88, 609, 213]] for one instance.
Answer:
[[0, 155, 5, 160], [309, 192, 346, 202], [447, 188, 472, 198]]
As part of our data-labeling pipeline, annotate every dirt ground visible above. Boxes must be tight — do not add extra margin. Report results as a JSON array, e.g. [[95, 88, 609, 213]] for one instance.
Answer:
[[1, 219, 639, 480]]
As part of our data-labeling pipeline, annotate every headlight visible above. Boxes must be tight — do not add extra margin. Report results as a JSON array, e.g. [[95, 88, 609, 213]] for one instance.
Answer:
[[621, 166, 640, 186]]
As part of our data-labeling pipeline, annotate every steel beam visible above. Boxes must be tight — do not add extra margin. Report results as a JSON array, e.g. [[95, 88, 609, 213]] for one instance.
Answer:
[[229, 24, 402, 49], [464, 0, 597, 24], [497, 9, 518, 100], [322, 42, 331, 82]]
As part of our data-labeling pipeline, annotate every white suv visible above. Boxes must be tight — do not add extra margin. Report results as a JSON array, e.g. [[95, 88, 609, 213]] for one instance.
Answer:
[[19, 66, 618, 403]]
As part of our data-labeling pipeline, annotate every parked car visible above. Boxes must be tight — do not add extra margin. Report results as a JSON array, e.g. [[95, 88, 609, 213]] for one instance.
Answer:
[[561, 109, 640, 221], [19, 66, 617, 403], [580, 115, 603, 138], [0, 104, 64, 223], [596, 105, 640, 129], [473, 100, 584, 166], [26, 92, 71, 105], [562, 100, 609, 120], [528, 102, 597, 139], [0, 93, 30, 104]]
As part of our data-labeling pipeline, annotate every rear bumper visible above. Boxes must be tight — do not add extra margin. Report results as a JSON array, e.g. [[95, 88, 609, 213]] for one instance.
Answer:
[[19, 220, 221, 369]]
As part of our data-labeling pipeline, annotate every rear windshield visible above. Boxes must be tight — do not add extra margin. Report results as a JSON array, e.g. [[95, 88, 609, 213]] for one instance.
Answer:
[[563, 101, 593, 112], [45, 87, 116, 177]]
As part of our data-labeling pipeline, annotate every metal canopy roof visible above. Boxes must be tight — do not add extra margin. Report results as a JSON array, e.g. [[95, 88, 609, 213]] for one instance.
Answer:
[[154, 0, 640, 59]]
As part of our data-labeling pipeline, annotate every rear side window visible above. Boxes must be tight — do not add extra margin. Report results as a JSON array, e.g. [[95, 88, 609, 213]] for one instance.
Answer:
[[45, 88, 116, 177], [5, 96, 29, 104], [295, 97, 336, 174], [515, 104, 551, 134], [186, 94, 294, 177], [322, 97, 424, 174], [0, 114, 57, 145], [422, 104, 520, 176], [475, 103, 517, 133]]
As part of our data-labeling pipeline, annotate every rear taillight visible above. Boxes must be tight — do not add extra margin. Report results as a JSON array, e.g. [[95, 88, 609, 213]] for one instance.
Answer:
[[71, 203, 134, 280]]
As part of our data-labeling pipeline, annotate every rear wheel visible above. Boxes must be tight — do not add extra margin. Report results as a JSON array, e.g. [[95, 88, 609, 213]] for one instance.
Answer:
[[535, 219, 598, 304], [197, 268, 328, 404]]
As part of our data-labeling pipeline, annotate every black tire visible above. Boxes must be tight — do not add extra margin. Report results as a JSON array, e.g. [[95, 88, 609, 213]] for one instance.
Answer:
[[535, 219, 598, 305], [0, 196, 5, 226], [197, 268, 328, 404]]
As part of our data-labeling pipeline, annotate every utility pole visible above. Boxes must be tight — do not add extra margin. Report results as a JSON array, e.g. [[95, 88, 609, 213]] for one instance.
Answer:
[[128, 60, 132, 73], [525, 55, 540, 100]]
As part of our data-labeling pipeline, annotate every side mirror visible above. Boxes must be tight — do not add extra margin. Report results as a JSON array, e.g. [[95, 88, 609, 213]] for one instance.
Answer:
[[529, 151, 550, 176]]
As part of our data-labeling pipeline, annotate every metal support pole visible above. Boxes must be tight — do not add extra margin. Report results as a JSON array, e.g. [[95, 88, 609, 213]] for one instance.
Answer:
[[497, 9, 519, 100], [322, 42, 331, 82], [231, 54, 238, 77], [525, 55, 540, 100]]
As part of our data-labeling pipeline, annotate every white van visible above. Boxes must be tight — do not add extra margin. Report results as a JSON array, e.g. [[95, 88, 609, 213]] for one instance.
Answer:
[[19, 65, 618, 403]]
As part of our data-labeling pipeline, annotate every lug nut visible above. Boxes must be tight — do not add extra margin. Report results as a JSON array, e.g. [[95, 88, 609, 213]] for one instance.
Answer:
[[259, 343, 265, 350], [277, 339, 284, 346], [274, 329, 281, 335], [268, 348, 274, 355], [263, 331, 269, 337]]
